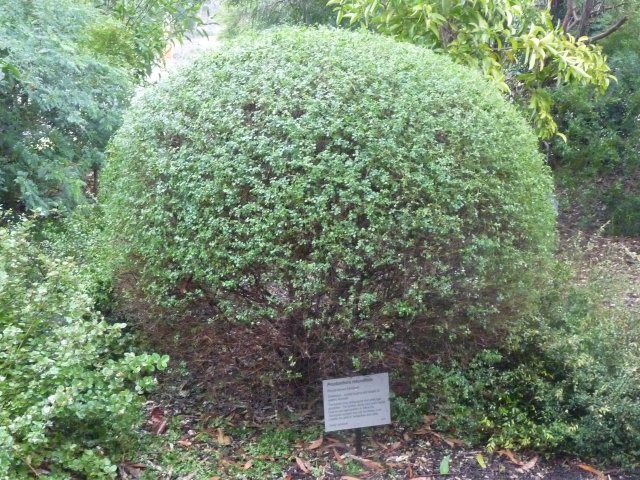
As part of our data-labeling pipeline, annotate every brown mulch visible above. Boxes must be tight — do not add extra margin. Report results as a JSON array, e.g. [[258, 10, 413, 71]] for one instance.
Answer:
[[130, 385, 640, 480]]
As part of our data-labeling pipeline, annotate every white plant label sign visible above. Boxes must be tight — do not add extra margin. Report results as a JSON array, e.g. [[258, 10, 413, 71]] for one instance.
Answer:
[[322, 372, 391, 432]]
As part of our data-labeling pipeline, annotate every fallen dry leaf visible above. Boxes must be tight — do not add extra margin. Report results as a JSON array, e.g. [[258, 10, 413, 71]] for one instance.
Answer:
[[295, 457, 310, 473], [386, 441, 402, 452], [497, 449, 525, 466], [519, 455, 539, 472], [522, 455, 538, 472], [578, 463, 607, 480], [208, 477, 221, 480], [118, 462, 146, 480], [216, 428, 232, 446], [150, 406, 163, 416], [349, 455, 385, 472], [327, 437, 347, 448], [333, 447, 344, 465], [371, 439, 386, 450], [243, 459, 253, 470], [443, 437, 465, 448], [150, 406, 168, 435], [153, 419, 167, 435], [415, 427, 464, 449], [340, 477, 361, 480], [308, 437, 323, 450], [176, 439, 192, 447]]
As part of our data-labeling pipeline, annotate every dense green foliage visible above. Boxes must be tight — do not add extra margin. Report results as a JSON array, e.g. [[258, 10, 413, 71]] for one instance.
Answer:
[[551, 12, 640, 235], [401, 248, 640, 465], [329, 0, 612, 139], [0, 214, 168, 478], [0, 0, 133, 213], [103, 27, 555, 380], [92, 0, 205, 79], [0, 0, 204, 215], [219, 0, 334, 35]]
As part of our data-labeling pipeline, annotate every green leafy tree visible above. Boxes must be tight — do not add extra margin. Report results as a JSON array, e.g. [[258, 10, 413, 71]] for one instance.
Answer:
[[549, 0, 632, 42], [0, 0, 133, 213], [92, 0, 205, 79], [329, 0, 613, 138], [219, 0, 334, 35], [0, 0, 205, 214], [550, 6, 640, 234]]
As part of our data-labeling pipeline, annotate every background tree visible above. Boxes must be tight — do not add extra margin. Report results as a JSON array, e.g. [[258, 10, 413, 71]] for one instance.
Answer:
[[550, 3, 640, 234], [219, 0, 334, 35], [328, 0, 613, 139], [549, 0, 631, 41], [92, 0, 205, 79], [0, 0, 133, 213], [0, 0, 205, 215]]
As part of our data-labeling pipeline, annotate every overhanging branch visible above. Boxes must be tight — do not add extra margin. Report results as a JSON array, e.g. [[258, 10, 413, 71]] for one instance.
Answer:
[[589, 16, 628, 42]]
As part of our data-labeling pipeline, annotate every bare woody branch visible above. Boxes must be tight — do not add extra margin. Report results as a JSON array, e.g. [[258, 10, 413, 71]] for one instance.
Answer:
[[589, 16, 628, 42]]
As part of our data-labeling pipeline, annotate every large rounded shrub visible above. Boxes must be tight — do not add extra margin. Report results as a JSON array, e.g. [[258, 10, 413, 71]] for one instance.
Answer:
[[103, 27, 555, 384]]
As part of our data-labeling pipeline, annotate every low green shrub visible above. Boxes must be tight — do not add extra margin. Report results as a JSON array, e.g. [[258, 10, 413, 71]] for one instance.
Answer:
[[42, 203, 120, 313], [408, 244, 640, 466], [605, 185, 640, 236], [0, 213, 168, 479]]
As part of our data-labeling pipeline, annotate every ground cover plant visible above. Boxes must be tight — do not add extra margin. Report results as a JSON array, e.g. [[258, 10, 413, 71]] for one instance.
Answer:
[[102, 26, 556, 398], [0, 214, 168, 478], [399, 231, 640, 467]]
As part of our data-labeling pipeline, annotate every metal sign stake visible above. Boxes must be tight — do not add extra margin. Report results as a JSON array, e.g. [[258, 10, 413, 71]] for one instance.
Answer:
[[355, 428, 363, 456]]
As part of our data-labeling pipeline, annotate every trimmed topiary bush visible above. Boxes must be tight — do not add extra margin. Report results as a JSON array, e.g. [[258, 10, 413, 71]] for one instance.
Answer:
[[103, 27, 555, 384]]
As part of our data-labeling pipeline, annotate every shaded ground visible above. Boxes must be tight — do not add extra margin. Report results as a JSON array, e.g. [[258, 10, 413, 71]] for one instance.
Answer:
[[121, 379, 640, 480]]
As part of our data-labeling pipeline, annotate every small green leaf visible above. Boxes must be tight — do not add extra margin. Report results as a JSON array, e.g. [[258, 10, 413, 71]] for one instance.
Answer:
[[440, 454, 451, 474], [476, 453, 487, 469]]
